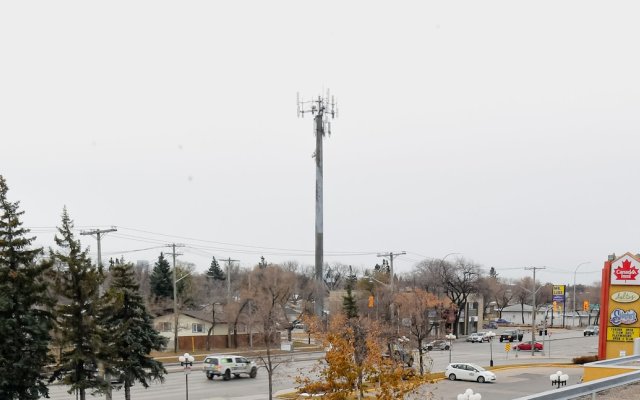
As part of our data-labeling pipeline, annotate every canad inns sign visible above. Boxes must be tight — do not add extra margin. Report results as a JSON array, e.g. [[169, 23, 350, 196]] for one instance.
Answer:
[[611, 258, 640, 285], [600, 253, 640, 360]]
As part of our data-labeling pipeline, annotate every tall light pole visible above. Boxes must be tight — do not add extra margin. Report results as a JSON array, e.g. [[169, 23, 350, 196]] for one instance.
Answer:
[[178, 353, 194, 400], [486, 331, 496, 366], [445, 333, 456, 363], [573, 262, 590, 327], [439, 252, 461, 266]]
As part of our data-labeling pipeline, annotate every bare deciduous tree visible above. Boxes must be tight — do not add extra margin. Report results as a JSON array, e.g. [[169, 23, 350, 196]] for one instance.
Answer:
[[424, 257, 481, 335], [395, 289, 444, 375], [249, 265, 296, 400]]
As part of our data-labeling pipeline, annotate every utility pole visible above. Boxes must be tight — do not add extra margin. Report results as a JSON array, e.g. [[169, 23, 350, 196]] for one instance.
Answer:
[[221, 257, 238, 348], [80, 227, 117, 294], [573, 262, 590, 327], [297, 91, 337, 318], [167, 243, 184, 353], [377, 251, 405, 323], [80, 227, 117, 400], [221, 257, 239, 301], [525, 266, 545, 356], [376, 251, 406, 294]]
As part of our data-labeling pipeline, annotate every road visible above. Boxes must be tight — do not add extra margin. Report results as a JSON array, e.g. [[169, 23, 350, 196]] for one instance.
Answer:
[[45, 329, 598, 399], [46, 359, 317, 400]]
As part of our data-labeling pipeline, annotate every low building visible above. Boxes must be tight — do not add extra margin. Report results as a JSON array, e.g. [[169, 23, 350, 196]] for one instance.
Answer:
[[154, 305, 278, 351], [154, 309, 230, 350], [499, 304, 546, 326]]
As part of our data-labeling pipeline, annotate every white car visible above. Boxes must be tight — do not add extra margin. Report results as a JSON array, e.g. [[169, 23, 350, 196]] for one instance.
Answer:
[[466, 333, 481, 342], [472, 332, 489, 343], [584, 325, 599, 336], [445, 363, 496, 383]]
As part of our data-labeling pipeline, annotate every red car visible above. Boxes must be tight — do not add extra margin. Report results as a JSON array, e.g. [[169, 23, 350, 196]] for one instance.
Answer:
[[515, 341, 543, 351]]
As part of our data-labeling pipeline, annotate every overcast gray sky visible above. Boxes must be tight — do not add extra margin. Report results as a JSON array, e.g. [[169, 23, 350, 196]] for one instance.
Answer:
[[2, 1, 638, 286]]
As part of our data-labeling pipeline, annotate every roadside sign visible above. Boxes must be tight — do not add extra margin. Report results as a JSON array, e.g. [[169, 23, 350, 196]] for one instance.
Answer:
[[505, 343, 511, 352]]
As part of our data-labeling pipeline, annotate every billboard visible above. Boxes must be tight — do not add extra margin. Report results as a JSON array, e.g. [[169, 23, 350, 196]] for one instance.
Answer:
[[552, 285, 566, 303]]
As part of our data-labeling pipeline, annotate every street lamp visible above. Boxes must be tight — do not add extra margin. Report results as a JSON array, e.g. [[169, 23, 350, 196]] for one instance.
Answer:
[[573, 262, 590, 327], [445, 333, 456, 363], [439, 252, 461, 268], [485, 331, 496, 367], [178, 352, 195, 400], [457, 388, 482, 400], [550, 370, 568, 388]]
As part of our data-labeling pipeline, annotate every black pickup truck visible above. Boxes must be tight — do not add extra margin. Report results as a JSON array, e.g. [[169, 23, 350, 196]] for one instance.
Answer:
[[499, 329, 524, 342]]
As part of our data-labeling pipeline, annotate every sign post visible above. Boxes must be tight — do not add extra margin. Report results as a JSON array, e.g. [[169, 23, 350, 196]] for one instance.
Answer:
[[553, 285, 566, 328]]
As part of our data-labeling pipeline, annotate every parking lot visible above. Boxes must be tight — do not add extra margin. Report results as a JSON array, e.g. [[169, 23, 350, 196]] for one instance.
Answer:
[[413, 366, 584, 400]]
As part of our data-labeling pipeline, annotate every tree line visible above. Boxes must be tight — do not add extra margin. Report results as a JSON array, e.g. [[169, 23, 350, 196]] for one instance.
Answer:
[[0, 176, 165, 400]]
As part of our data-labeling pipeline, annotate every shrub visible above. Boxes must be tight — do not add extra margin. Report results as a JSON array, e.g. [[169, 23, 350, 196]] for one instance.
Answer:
[[572, 355, 598, 364]]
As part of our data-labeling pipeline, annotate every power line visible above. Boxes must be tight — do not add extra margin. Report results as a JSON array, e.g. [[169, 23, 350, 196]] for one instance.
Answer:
[[28, 225, 379, 257], [102, 245, 167, 256]]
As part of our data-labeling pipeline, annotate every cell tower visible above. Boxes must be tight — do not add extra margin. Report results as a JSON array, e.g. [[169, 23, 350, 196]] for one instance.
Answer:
[[297, 90, 338, 318]]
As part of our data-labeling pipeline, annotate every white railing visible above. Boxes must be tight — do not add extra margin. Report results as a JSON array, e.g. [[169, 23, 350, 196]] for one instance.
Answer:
[[512, 369, 640, 400]]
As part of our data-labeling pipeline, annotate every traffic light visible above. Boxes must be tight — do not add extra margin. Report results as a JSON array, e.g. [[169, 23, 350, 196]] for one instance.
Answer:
[[583, 300, 589, 311], [553, 301, 557, 311], [368, 295, 374, 308]]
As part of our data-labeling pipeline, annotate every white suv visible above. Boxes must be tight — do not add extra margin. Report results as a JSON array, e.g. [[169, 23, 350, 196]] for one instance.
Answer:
[[203, 355, 258, 381]]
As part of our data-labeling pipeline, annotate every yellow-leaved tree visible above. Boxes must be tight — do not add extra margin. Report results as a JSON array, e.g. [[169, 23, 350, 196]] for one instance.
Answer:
[[297, 313, 427, 399]]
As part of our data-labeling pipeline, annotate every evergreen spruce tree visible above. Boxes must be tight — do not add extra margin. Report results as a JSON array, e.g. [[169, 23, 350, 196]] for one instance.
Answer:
[[99, 258, 167, 400], [0, 176, 54, 400], [206, 256, 225, 281], [342, 270, 359, 319], [150, 253, 173, 300], [50, 208, 104, 400], [373, 259, 390, 275]]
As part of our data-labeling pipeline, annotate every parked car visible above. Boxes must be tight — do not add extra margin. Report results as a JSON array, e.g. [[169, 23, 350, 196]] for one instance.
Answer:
[[384, 343, 414, 367], [494, 318, 511, 325], [203, 355, 258, 380], [537, 325, 548, 336], [445, 363, 496, 383], [482, 321, 498, 329], [514, 341, 543, 351], [499, 329, 524, 342], [466, 333, 481, 342], [584, 325, 599, 336], [424, 339, 450, 351], [473, 332, 491, 342]]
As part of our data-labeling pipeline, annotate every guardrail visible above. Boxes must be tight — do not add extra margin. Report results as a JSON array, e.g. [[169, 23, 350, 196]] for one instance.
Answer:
[[512, 369, 640, 400]]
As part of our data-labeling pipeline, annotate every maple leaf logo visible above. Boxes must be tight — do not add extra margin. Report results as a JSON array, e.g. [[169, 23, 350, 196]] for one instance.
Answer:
[[614, 259, 639, 281]]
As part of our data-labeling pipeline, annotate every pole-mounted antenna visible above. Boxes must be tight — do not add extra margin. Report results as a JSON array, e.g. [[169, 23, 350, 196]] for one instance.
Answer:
[[296, 90, 338, 319]]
